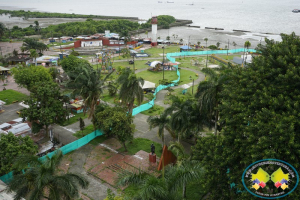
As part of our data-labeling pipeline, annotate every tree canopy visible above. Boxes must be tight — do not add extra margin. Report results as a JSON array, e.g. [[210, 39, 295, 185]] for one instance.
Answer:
[[21, 81, 66, 134], [7, 150, 89, 199], [94, 106, 134, 151], [60, 55, 91, 73], [0, 133, 38, 176], [11, 65, 53, 91], [193, 32, 300, 199]]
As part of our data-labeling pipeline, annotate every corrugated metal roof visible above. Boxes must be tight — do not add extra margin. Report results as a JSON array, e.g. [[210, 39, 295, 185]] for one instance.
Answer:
[[12, 118, 23, 123], [9, 123, 31, 135], [0, 123, 11, 130]]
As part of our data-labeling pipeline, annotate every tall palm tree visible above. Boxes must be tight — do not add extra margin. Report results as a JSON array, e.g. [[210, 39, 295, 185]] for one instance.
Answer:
[[30, 49, 38, 66], [117, 160, 203, 200], [232, 41, 237, 49], [204, 38, 208, 48], [117, 68, 144, 114], [6, 150, 89, 200], [147, 113, 175, 146], [164, 96, 203, 142], [67, 65, 112, 121], [195, 68, 228, 136]]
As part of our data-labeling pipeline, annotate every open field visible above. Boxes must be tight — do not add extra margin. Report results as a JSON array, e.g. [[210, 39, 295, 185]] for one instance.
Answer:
[[137, 69, 197, 86], [0, 89, 28, 105]]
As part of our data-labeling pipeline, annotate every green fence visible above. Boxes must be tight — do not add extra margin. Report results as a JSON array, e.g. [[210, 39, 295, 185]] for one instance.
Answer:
[[0, 130, 103, 183], [0, 48, 256, 184]]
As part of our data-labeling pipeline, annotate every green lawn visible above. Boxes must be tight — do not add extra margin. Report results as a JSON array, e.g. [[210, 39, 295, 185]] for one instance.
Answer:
[[176, 56, 204, 71], [141, 105, 165, 116], [113, 60, 152, 70], [219, 54, 238, 60], [164, 86, 197, 105], [144, 45, 181, 57], [136, 69, 196, 86], [73, 124, 106, 145], [118, 138, 163, 158], [59, 112, 88, 126], [0, 89, 28, 105]]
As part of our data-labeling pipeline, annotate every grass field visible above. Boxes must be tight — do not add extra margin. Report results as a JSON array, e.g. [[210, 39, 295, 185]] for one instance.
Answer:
[[219, 55, 237, 60], [140, 105, 165, 116], [0, 89, 28, 105], [59, 112, 88, 126], [118, 138, 163, 158], [136, 69, 197, 86], [144, 45, 181, 57], [73, 124, 106, 145], [164, 87, 197, 105]]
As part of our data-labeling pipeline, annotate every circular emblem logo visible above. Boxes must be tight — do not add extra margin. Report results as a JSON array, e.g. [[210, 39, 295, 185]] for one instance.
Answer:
[[242, 159, 299, 199]]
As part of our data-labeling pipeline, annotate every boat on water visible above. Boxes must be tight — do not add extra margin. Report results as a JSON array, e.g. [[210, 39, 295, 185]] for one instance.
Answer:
[[292, 9, 299, 13]]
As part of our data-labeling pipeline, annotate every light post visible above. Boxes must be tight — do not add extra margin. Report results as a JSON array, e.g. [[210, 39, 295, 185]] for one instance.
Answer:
[[133, 53, 135, 73], [192, 79, 194, 94], [206, 53, 208, 68], [188, 36, 190, 49], [162, 46, 165, 80], [227, 39, 229, 59]]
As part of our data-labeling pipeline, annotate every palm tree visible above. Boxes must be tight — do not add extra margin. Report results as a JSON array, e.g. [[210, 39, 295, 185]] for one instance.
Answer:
[[67, 65, 112, 121], [164, 96, 203, 142], [30, 49, 38, 66], [204, 38, 208, 48], [117, 169, 171, 200], [6, 150, 89, 200], [147, 113, 175, 146], [195, 68, 228, 136], [216, 42, 220, 49], [117, 159, 203, 200], [117, 68, 144, 114], [232, 41, 237, 49]]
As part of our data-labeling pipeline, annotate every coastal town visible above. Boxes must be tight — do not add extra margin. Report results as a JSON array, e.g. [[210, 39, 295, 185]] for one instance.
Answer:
[[0, 5, 299, 200]]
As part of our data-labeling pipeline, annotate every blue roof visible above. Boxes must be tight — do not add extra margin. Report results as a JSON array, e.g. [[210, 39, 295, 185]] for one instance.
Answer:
[[180, 45, 192, 50]]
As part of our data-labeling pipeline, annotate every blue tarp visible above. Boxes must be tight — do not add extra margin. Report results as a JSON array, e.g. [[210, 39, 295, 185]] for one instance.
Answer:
[[180, 45, 192, 50]]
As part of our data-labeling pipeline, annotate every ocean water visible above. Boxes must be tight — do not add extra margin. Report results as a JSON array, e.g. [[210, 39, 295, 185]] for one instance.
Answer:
[[0, 0, 299, 47], [0, 0, 299, 34]]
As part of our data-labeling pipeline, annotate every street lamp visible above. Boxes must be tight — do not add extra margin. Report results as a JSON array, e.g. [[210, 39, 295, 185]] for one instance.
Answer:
[[206, 53, 208, 68], [192, 79, 194, 94], [132, 53, 135, 73], [162, 46, 165, 80]]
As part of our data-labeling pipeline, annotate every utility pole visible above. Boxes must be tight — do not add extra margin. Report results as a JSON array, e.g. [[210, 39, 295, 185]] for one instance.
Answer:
[[206, 53, 208, 68], [227, 39, 229, 60], [192, 79, 194, 94], [162, 46, 165, 80]]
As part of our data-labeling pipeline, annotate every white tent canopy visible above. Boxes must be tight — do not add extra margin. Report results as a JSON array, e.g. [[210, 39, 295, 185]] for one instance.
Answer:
[[149, 61, 162, 67], [140, 81, 156, 89]]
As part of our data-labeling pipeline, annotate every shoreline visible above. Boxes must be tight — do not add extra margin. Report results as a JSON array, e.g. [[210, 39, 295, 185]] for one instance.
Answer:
[[0, 12, 282, 48]]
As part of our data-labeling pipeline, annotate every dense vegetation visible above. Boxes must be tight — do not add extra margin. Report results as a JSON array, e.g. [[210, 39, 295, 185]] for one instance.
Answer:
[[193, 32, 300, 199], [0, 13, 176, 39], [0, 9, 138, 20], [141, 15, 176, 29]]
